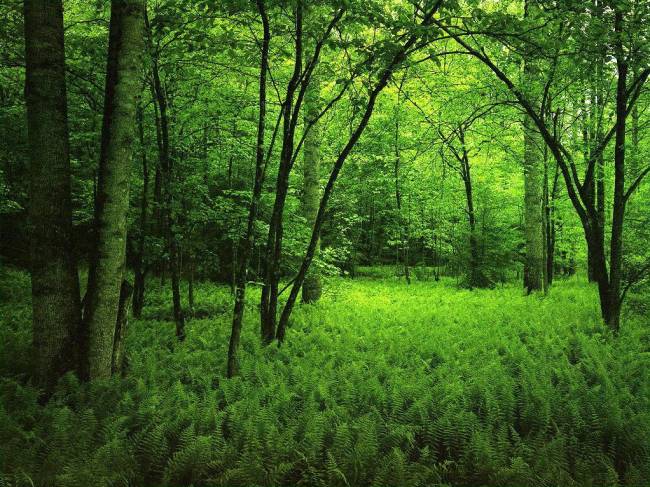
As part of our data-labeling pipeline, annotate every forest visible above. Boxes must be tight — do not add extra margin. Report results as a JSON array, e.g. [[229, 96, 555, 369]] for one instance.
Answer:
[[1, 0, 650, 485]]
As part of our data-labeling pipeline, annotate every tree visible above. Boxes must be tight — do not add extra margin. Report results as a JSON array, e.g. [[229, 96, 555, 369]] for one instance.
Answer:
[[393, 74, 412, 284], [434, 0, 650, 330], [301, 75, 323, 301], [82, 0, 145, 379], [259, 1, 346, 342], [227, 0, 270, 378], [522, 0, 547, 294], [23, 0, 82, 393], [132, 102, 149, 318], [145, 5, 185, 341], [276, 0, 446, 342]]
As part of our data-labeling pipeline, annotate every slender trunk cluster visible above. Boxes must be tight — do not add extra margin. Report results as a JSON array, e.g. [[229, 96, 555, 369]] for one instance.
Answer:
[[275, 3, 443, 343], [437, 115, 490, 288], [435, 4, 650, 331], [259, 0, 305, 342], [226, 1, 444, 372], [146, 9, 185, 340], [227, 0, 271, 378], [258, 1, 345, 343]]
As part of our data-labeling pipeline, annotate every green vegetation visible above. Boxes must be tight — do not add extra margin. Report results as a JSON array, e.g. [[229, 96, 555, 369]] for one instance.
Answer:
[[1, 267, 649, 486], [1, 0, 650, 485]]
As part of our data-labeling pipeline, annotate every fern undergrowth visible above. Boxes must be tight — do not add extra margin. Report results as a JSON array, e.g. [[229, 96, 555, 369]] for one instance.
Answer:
[[0, 268, 649, 486]]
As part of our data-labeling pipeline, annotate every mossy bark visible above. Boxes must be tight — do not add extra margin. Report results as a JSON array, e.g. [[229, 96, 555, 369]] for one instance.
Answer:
[[111, 280, 133, 375], [83, 0, 144, 379], [522, 2, 547, 294], [24, 0, 82, 393], [301, 76, 322, 303], [523, 115, 547, 294]]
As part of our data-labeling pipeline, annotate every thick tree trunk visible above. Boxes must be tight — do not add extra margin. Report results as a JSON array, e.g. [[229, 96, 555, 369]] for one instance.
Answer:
[[227, 0, 270, 378], [301, 76, 323, 302], [83, 0, 144, 380], [24, 0, 82, 393]]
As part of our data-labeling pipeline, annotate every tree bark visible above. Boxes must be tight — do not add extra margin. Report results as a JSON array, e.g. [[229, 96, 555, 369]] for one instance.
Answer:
[[394, 92, 411, 285], [188, 254, 195, 314], [146, 8, 185, 341], [83, 0, 144, 380], [276, 3, 442, 342], [607, 9, 628, 333], [522, 32, 547, 294], [111, 280, 133, 376], [260, 0, 304, 342], [132, 102, 149, 318], [461, 145, 482, 288], [24, 0, 82, 394], [546, 160, 559, 285], [522, 139, 548, 294], [227, 0, 270, 377], [301, 75, 323, 302]]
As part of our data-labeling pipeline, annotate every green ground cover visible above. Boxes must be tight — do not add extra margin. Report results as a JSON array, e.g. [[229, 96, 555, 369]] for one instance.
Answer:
[[1, 269, 649, 486]]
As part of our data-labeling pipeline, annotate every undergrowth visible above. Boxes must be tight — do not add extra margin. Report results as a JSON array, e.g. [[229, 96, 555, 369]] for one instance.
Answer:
[[0, 267, 649, 486]]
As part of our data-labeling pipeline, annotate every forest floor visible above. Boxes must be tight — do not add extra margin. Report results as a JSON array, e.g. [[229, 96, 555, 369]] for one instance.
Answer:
[[1, 268, 649, 486]]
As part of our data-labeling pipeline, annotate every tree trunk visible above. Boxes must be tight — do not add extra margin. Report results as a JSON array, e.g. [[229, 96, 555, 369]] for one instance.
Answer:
[[260, 0, 304, 342], [462, 152, 482, 288], [394, 97, 411, 285], [188, 254, 195, 314], [522, 0, 547, 294], [523, 116, 547, 294], [607, 9, 628, 333], [169, 236, 185, 340], [82, 0, 144, 380], [546, 160, 559, 285], [24, 0, 82, 394], [147, 8, 185, 341], [111, 280, 133, 376], [301, 75, 323, 302], [227, 0, 270, 377], [275, 3, 443, 341], [132, 103, 149, 318]]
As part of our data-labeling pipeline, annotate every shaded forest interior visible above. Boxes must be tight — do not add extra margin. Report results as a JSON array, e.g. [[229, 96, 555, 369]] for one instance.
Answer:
[[1, 0, 650, 486]]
